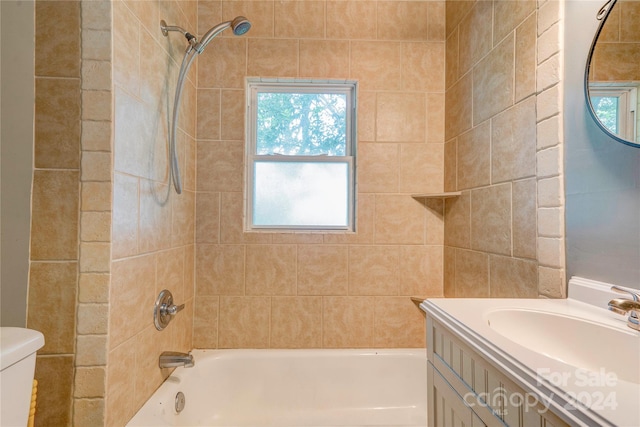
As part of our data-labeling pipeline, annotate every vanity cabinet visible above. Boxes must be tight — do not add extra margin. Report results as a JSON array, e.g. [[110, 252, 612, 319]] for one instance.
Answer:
[[427, 315, 570, 427]]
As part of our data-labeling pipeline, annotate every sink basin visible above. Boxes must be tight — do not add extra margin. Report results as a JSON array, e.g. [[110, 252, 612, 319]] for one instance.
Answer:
[[485, 309, 640, 384]]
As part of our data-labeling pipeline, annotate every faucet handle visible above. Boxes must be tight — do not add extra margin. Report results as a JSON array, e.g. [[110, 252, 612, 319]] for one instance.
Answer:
[[166, 303, 185, 316], [154, 290, 185, 331], [611, 286, 640, 302]]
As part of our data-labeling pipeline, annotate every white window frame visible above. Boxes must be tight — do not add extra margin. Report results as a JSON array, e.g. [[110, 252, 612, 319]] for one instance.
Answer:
[[590, 86, 638, 141], [245, 78, 357, 231]]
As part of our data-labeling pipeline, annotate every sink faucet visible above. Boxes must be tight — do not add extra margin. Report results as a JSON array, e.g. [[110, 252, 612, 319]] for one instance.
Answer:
[[608, 286, 640, 332], [159, 351, 195, 368]]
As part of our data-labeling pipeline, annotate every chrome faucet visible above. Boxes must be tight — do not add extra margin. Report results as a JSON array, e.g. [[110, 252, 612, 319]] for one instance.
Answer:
[[159, 351, 195, 368], [608, 286, 640, 332]]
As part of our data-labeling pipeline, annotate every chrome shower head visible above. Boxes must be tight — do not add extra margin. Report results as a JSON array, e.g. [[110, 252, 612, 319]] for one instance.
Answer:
[[195, 16, 251, 54], [231, 16, 251, 36]]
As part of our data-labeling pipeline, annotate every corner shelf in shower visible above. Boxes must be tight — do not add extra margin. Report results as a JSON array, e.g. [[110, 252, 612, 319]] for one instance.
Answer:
[[411, 192, 461, 199]]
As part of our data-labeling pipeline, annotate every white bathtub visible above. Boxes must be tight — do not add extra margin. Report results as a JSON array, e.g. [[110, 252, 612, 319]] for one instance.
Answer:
[[127, 349, 427, 426]]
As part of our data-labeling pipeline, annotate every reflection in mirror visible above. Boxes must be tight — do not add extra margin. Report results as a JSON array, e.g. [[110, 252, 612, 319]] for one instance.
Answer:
[[585, 0, 640, 148]]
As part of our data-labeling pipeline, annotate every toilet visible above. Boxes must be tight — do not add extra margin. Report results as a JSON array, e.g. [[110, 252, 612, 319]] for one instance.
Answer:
[[0, 327, 45, 426]]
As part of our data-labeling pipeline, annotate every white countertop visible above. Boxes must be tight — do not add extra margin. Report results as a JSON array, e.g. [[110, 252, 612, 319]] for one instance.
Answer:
[[420, 278, 640, 427]]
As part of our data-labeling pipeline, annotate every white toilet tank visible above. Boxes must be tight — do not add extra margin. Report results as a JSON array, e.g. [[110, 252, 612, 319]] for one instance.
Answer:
[[0, 327, 45, 426]]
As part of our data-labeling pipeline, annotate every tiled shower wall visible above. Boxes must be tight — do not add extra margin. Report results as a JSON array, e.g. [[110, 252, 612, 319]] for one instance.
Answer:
[[107, 0, 198, 425], [443, 0, 566, 298], [193, 0, 447, 349], [28, 1, 81, 425]]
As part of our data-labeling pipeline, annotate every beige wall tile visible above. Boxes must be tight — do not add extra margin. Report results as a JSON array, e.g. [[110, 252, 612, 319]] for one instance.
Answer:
[[470, 184, 512, 255], [82, 181, 112, 212], [76, 335, 108, 366], [425, 199, 445, 245], [138, 180, 172, 253], [300, 40, 350, 78], [374, 195, 426, 245], [457, 121, 491, 190], [220, 89, 245, 140], [373, 297, 425, 347], [82, 29, 112, 61], [271, 297, 322, 348], [323, 296, 374, 348], [350, 41, 401, 91], [106, 344, 136, 426], [77, 303, 108, 335], [248, 39, 298, 77], [74, 366, 106, 398], [427, 92, 446, 143], [489, 255, 538, 298], [157, 247, 186, 301], [81, 211, 111, 242], [400, 143, 444, 194], [197, 141, 244, 192], [245, 245, 297, 295], [197, 244, 245, 295], [198, 38, 247, 89], [73, 398, 104, 427], [349, 245, 399, 295], [493, 0, 536, 44], [444, 139, 457, 191], [399, 245, 443, 297], [513, 178, 537, 259], [445, 72, 472, 140], [171, 188, 196, 246], [443, 246, 455, 297], [357, 91, 376, 142], [427, 1, 446, 41], [35, 78, 81, 169], [458, 0, 492, 75], [35, 1, 80, 78], [112, 173, 139, 259], [402, 42, 445, 92], [444, 191, 470, 248], [515, 14, 537, 102], [326, 1, 376, 40], [491, 96, 537, 183], [197, 89, 221, 140], [31, 170, 79, 260], [446, 0, 474, 37], [134, 326, 169, 409], [538, 266, 566, 298], [196, 192, 221, 243], [79, 273, 110, 303], [454, 249, 489, 297], [81, 151, 112, 182], [357, 143, 399, 193], [274, 1, 324, 39], [82, 120, 112, 152], [445, 28, 459, 90], [219, 296, 270, 348], [377, 2, 429, 41], [113, 1, 140, 95], [34, 356, 74, 426], [193, 295, 219, 348], [297, 245, 348, 296], [376, 92, 426, 142], [27, 262, 77, 354], [473, 33, 515, 125], [109, 255, 156, 350]]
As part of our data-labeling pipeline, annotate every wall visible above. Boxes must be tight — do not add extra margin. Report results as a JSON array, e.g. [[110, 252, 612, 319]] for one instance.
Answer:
[[0, 0, 34, 327], [443, 0, 566, 298], [565, 0, 640, 289], [26, 1, 81, 425], [193, 0, 446, 349], [106, 0, 198, 425]]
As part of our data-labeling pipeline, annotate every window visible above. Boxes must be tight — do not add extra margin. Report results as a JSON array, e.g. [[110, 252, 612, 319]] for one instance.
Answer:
[[590, 86, 638, 141], [246, 79, 357, 231]]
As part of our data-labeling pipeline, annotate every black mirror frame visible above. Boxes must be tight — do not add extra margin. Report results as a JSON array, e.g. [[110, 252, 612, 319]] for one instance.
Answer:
[[584, 0, 640, 149]]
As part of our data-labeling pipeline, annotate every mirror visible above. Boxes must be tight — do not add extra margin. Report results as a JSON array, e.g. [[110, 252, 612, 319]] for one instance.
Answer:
[[585, 0, 640, 148]]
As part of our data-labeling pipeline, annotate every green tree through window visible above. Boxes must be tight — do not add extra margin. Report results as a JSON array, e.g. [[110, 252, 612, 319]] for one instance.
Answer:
[[256, 93, 347, 156]]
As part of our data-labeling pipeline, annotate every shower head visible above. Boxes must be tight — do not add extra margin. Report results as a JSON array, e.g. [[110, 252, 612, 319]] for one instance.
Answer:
[[194, 16, 251, 54]]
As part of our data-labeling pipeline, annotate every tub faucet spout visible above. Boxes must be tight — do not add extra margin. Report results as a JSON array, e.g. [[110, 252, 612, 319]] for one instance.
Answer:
[[608, 286, 640, 332], [159, 351, 195, 368]]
